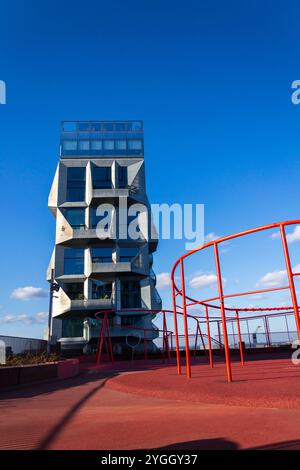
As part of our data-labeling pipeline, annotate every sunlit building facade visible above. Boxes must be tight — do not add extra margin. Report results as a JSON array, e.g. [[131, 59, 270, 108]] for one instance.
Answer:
[[47, 121, 161, 353]]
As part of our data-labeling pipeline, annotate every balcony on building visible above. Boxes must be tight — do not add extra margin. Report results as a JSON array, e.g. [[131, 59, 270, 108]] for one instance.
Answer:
[[91, 246, 149, 276]]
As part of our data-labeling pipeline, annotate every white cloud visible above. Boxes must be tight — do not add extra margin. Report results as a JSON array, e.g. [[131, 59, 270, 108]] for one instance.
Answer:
[[257, 263, 300, 288], [0, 312, 48, 324], [270, 231, 280, 240], [204, 232, 221, 243], [156, 272, 171, 289], [270, 225, 300, 243], [10, 287, 48, 301], [189, 273, 218, 289], [256, 269, 287, 287]]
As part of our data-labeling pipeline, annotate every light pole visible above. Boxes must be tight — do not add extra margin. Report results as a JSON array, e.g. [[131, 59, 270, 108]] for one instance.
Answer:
[[47, 269, 59, 354]]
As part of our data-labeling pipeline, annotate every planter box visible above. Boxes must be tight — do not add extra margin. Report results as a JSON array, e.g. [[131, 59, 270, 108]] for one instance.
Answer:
[[19, 363, 57, 384], [0, 359, 79, 390], [57, 359, 79, 379]]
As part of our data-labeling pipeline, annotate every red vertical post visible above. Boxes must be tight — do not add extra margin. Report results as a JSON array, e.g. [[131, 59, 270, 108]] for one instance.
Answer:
[[280, 224, 300, 340], [171, 282, 182, 375], [235, 310, 244, 366], [180, 259, 191, 379], [214, 243, 232, 383], [205, 306, 213, 368]]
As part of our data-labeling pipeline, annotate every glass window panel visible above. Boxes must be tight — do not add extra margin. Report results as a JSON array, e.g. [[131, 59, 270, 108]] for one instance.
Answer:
[[101, 123, 114, 132], [67, 167, 86, 181], [64, 248, 84, 275], [90, 123, 101, 131], [62, 122, 77, 131], [78, 140, 90, 150], [121, 315, 142, 326], [118, 166, 128, 188], [64, 208, 85, 229], [92, 166, 111, 188], [62, 318, 83, 337], [115, 123, 126, 131], [91, 140, 102, 150], [91, 279, 112, 300], [132, 122, 142, 131], [64, 282, 84, 300], [63, 140, 77, 150], [66, 167, 86, 202], [91, 247, 112, 263], [128, 139, 142, 150], [78, 123, 91, 131], [119, 247, 139, 262], [121, 280, 141, 308], [103, 140, 114, 150], [115, 140, 127, 150]]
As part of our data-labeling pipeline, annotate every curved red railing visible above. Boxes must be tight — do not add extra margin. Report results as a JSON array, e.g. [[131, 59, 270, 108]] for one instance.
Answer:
[[171, 219, 300, 382], [94, 308, 208, 366]]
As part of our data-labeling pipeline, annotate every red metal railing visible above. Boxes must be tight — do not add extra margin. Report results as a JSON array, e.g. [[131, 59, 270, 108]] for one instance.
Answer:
[[171, 219, 300, 383]]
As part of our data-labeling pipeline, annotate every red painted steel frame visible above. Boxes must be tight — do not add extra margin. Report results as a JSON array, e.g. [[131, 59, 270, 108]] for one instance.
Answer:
[[171, 219, 300, 383]]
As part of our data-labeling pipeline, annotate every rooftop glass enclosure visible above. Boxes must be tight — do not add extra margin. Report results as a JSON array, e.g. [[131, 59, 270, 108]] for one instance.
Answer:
[[60, 120, 144, 157]]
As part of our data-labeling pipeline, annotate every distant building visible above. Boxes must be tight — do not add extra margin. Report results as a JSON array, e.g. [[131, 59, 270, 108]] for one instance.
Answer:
[[47, 121, 161, 354]]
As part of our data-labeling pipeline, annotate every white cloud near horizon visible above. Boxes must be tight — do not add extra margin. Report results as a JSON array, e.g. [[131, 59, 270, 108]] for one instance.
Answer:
[[256, 263, 300, 288], [10, 287, 48, 301], [270, 225, 300, 243], [204, 232, 221, 243], [0, 312, 48, 325], [189, 273, 218, 289]]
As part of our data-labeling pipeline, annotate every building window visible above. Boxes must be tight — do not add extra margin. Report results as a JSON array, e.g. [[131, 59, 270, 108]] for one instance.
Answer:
[[128, 139, 142, 150], [118, 166, 128, 188], [103, 140, 114, 150], [92, 165, 112, 189], [121, 280, 141, 308], [78, 140, 90, 151], [119, 247, 139, 262], [66, 167, 86, 202], [64, 248, 84, 275], [121, 315, 142, 326], [63, 140, 77, 150], [91, 279, 113, 300], [115, 140, 127, 150], [91, 140, 102, 150], [64, 282, 84, 300], [64, 208, 85, 229], [62, 318, 83, 338], [91, 247, 112, 263]]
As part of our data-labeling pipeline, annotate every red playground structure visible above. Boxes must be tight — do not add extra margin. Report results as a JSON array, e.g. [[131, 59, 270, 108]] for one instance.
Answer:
[[95, 220, 300, 384], [171, 219, 300, 382]]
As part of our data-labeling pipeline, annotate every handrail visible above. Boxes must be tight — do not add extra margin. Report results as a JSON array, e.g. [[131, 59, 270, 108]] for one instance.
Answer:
[[170, 219, 300, 383]]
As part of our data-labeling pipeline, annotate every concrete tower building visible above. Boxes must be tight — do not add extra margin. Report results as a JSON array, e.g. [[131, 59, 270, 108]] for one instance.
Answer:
[[47, 121, 161, 354]]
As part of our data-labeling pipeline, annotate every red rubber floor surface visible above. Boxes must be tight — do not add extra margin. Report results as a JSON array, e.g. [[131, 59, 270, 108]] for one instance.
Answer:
[[106, 355, 300, 408], [1, 355, 300, 450]]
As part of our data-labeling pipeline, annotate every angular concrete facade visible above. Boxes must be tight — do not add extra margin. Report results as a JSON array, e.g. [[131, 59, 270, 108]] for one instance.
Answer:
[[47, 121, 161, 353]]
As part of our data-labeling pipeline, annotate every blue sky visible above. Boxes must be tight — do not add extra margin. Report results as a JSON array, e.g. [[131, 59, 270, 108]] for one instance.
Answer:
[[1, 0, 300, 338]]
